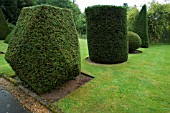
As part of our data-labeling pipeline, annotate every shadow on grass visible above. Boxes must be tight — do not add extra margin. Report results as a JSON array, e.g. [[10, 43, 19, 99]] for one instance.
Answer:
[[0, 51, 5, 54]]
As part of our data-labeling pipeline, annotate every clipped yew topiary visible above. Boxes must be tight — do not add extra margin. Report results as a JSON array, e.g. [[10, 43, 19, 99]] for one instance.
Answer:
[[132, 4, 149, 48], [85, 5, 128, 64], [5, 5, 81, 94], [128, 31, 142, 52], [0, 8, 10, 40]]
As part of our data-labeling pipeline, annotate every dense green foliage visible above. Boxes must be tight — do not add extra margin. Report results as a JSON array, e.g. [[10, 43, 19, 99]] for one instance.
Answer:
[[4, 28, 15, 43], [127, 6, 139, 31], [85, 5, 128, 64], [0, 0, 85, 35], [33, 0, 85, 34], [76, 13, 86, 35], [0, 0, 33, 24], [128, 31, 142, 52], [7, 22, 15, 30], [0, 8, 10, 40], [5, 5, 80, 94], [148, 2, 170, 44], [132, 5, 149, 48]]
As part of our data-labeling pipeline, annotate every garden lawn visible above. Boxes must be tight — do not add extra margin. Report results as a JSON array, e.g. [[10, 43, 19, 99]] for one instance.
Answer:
[[54, 39, 170, 113], [0, 40, 14, 77], [0, 39, 170, 112]]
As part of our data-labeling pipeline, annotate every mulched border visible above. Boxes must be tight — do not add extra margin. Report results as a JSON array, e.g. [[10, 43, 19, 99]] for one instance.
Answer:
[[0, 76, 52, 113], [1, 72, 94, 113], [129, 50, 142, 54]]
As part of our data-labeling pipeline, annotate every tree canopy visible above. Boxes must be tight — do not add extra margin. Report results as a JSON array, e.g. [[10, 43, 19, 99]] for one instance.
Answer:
[[148, 1, 170, 44], [127, 6, 139, 31], [0, 0, 33, 24]]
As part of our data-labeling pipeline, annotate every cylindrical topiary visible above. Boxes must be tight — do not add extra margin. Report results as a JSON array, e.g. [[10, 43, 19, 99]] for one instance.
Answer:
[[128, 31, 142, 52], [85, 5, 128, 64], [5, 5, 81, 94]]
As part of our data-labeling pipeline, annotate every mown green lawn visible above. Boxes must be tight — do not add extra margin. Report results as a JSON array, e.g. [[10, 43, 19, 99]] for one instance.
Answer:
[[0, 39, 170, 112], [54, 39, 170, 113], [0, 40, 14, 77]]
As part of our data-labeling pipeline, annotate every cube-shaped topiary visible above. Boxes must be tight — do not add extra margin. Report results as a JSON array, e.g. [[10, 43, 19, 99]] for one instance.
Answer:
[[132, 4, 149, 48], [5, 5, 81, 94], [128, 31, 142, 52], [85, 5, 128, 64], [0, 8, 10, 40]]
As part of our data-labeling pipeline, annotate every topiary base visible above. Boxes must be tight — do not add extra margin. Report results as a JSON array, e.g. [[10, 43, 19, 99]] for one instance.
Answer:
[[129, 50, 142, 54], [85, 57, 127, 64]]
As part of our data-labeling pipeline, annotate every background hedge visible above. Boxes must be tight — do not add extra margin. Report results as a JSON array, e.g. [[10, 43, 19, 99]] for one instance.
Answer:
[[0, 8, 10, 40], [5, 5, 81, 94], [85, 5, 128, 64], [132, 4, 149, 48]]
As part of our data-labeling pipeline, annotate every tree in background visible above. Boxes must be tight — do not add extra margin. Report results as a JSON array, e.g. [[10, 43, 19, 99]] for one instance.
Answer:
[[127, 6, 139, 31], [33, 0, 46, 4], [76, 13, 86, 35], [0, 0, 17, 24], [148, 1, 170, 44], [132, 4, 149, 48], [0, 0, 33, 24], [0, 0, 85, 35], [0, 8, 11, 40]]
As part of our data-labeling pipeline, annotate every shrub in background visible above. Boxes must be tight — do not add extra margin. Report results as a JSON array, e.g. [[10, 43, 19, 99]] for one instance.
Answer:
[[4, 28, 15, 43], [7, 22, 16, 30], [132, 4, 149, 48], [5, 5, 81, 94], [85, 5, 128, 64], [128, 31, 142, 52], [0, 8, 10, 40]]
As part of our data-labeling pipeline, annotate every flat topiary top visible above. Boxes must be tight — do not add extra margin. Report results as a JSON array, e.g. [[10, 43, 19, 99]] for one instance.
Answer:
[[5, 5, 80, 94], [85, 5, 126, 10]]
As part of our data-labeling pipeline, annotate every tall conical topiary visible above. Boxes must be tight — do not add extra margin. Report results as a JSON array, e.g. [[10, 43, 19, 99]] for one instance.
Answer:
[[132, 4, 149, 48], [0, 8, 10, 40]]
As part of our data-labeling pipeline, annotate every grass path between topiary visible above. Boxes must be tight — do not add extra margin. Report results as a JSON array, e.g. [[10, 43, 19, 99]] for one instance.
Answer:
[[0, 40, 170, 113]]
